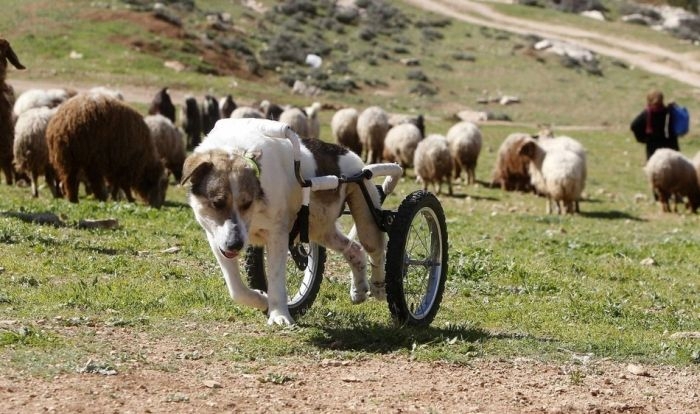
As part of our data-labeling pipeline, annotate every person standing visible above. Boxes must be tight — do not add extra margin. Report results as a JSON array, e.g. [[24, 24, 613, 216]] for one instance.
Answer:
[[630, 89, 679, 160]]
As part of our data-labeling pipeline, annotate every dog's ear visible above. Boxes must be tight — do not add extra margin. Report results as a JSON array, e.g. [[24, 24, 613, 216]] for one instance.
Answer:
[[181, 152, 213, 186]]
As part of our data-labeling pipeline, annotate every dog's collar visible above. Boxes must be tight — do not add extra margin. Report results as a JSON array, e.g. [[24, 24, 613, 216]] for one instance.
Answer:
[[243, 154, 260, 178]]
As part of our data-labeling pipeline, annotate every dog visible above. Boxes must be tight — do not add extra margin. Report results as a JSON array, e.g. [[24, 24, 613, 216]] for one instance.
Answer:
[[182, 118, 387, 325]]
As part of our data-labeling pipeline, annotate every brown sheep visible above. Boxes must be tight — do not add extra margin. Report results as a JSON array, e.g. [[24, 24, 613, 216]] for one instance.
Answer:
[[0, 38, 25, 185], [144, 114, 186, 182], [491, 132, 533, 192], [47, 93, 168, 207]]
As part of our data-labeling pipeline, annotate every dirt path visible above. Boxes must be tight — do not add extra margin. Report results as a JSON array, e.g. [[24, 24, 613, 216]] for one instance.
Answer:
[[405, 0, 700, 88]]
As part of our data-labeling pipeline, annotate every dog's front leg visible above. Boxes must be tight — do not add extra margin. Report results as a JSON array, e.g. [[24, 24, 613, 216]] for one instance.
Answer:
[[265, 233, 294, 326], [208, 237, 268, 312]]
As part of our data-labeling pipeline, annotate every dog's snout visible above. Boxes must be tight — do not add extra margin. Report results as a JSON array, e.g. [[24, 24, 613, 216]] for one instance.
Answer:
[[222, 218, 246, 253]]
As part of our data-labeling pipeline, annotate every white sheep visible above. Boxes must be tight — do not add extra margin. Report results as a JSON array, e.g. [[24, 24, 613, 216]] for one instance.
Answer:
[[644, 148, 700, 213], [13, 88, 75, 117], [279, 106, 309, 138], [491, 132, 533, 192], [413, 134, 453, 195], [331, 107, 361, 155], [388, 112, 425, 137], [88, 86, 124, 100], [230, 106, 264, 119], [536, 128, 587, 212], [357, 105, 390, 164], [305, 101, 322, 139], [446, 121, 482, 185], [144, 114, 186, 182], [382, 123, 422, 171], [12, 106, 60, 197], [518, 137, 586, 214]]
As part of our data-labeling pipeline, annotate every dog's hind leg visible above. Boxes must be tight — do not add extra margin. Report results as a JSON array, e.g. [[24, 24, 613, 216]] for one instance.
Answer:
[[264, 232, 295, 325], [345, 182, 386, 301], [322, 228, 370, 304]]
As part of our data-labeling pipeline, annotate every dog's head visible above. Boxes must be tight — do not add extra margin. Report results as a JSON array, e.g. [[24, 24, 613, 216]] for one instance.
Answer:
[[181, 149, 264, 260]]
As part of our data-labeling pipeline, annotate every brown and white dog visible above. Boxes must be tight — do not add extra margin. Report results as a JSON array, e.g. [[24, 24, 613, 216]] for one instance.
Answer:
[[182, 118, 386, 325]]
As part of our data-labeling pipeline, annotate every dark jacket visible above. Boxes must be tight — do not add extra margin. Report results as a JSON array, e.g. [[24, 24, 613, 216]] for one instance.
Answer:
[[630, 106, 679, 160]]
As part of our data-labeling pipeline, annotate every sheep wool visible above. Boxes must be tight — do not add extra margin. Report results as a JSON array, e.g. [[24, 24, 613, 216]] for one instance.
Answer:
[[47, 93, 168, 208], [518, 137, 586, 214], [144, 114, 186, 182], [357, 106, 389, 164], [382, 123, 422, 171], [413, 134, 453, 196], [13, 107, 60, 197], [446, 121, 482, 185], [491, 132, 533, 192], [331, 107, 361, 156], [644, 148, 700, 213]]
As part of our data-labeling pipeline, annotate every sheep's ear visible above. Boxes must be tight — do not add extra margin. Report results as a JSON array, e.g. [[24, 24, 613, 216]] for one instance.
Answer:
[[181, 153, 212, 186], [1, 40, 25, 70], [518, 141, 536, 158]]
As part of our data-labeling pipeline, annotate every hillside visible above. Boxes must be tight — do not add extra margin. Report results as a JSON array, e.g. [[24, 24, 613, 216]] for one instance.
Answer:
[[5, 0, 700, 130]]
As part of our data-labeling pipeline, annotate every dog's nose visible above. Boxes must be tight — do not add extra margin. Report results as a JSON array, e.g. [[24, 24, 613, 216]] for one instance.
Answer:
[[225, 237, 244, 252]]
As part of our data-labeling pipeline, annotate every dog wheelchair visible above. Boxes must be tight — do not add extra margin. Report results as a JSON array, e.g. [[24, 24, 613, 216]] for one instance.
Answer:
[[242, 121, 448, 327]]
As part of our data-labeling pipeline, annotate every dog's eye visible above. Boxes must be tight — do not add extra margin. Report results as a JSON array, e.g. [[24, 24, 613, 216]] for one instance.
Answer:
[[239, 200, 253, 211], [211, 197, 227, 210]]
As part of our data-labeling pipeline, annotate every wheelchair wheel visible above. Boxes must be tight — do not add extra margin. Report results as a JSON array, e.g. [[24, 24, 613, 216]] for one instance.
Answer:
[[244, 243, 326, 317], [385, 190, 448, 326]]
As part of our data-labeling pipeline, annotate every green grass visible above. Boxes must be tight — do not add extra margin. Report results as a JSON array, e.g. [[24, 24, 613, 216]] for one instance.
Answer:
[[1, 0, 699, 377]]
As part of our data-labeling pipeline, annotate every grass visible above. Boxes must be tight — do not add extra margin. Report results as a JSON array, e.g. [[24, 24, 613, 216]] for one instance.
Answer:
[[1, 0, 699, 377]]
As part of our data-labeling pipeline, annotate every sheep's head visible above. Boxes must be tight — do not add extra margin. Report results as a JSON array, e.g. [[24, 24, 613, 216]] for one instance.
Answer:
[[0, 39, 25, 77], [138, 161, 169, 209], [517, 139, 538, 159]]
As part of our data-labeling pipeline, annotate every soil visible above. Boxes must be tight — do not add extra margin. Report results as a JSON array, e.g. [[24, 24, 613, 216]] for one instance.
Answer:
[[2, 1, 699, 413]]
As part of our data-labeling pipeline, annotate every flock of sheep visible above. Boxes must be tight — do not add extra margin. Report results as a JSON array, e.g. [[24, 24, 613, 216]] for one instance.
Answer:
[[1, 37, 699, 215]]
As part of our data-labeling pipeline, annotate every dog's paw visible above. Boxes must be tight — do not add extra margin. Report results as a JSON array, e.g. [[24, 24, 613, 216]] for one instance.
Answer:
[[350, 280, 369, 304], [267, 309, 295, 326], [370, 281, 386, 301]]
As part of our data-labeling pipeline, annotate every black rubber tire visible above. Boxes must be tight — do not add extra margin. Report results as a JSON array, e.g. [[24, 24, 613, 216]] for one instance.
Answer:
[[385, 190, 448, 327], [244, 243, 326, 318]]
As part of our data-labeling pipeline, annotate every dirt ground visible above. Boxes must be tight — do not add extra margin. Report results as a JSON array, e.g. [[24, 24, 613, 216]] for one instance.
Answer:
[[2, 1, 699, 412], [0, 328, 698, 414]]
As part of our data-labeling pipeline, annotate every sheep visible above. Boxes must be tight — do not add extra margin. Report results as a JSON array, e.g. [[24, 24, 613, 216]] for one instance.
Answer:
[[279, 106, 309, 138], [259, 99, 284, 120], [518, 137, 586, 214], [446, 121, 482, 185], [13, 88, 75, 117], [88, 86, 123, 100], [219, 94, 236, 118], [413, 134, 453, 195], [357, 105, 390, 164], [0, 38, 25, 185], [491, 132, 533, 192], [388, 113, 425, 137], [331, 107, 362, 156], [200, 94, 220, 135], [305, 101, 322, 139], [144, 114, 186, 182], [230, 106, 265, 119], [181, 95, 202, 150], [644, 148, 700, 213], [536, 127, 587, 212], [382, 123, 422, 172], [47, 93, 168, 208], [13, 106, 61, 197], [148, 87, 175, 123]]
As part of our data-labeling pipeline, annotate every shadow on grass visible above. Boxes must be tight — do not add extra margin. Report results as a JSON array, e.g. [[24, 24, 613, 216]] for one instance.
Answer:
[[306, 321, 490, 353], [579, 210, 644, 221]]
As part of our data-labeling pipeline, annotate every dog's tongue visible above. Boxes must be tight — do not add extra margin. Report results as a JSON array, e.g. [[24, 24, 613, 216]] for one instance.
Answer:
[[221, 249, 239, 259]]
